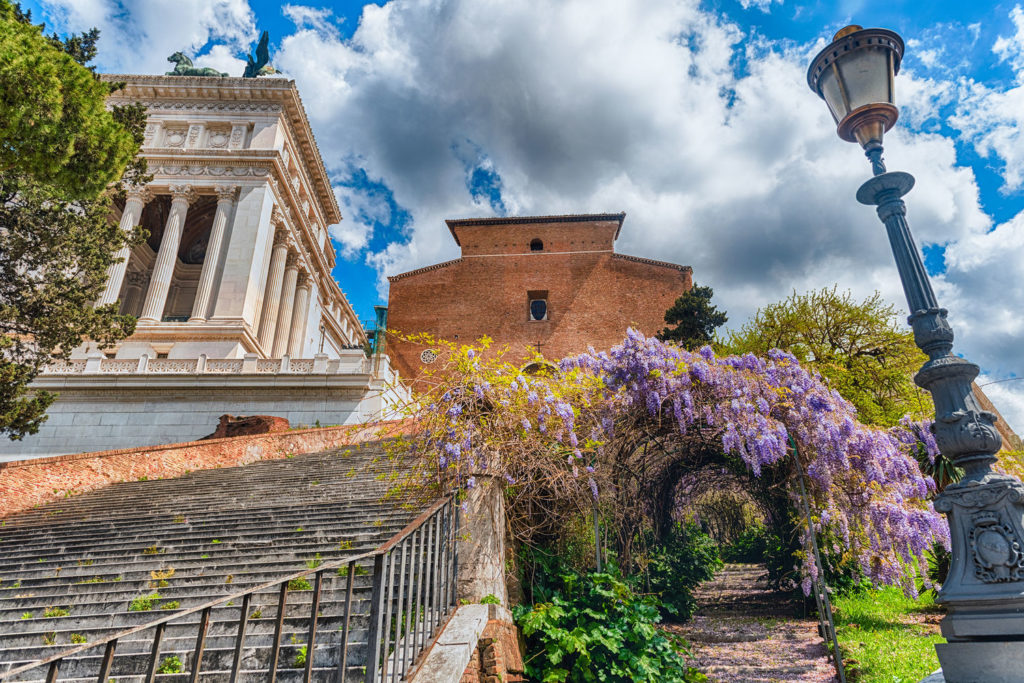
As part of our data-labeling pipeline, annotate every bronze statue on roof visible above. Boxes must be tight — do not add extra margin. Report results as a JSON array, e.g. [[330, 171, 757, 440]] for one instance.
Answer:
[[243, 31, 276, 77]]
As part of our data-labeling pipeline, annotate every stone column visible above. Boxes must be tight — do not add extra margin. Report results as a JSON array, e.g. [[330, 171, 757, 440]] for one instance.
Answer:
[[139, 185, 195, 323], [189, 185, 237, 322], [257, 229, 289, 351], [271, 253, 300, 357], [287, 273, 312, 358], [98, 186, 151, 307]]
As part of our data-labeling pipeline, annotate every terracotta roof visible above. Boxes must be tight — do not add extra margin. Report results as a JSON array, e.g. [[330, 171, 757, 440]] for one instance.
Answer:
[[445, 212, 626, 245]]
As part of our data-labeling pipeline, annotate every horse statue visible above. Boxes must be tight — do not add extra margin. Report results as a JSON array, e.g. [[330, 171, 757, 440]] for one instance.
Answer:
[[242, 31, 276, 77], [166, 52, 228, 77]]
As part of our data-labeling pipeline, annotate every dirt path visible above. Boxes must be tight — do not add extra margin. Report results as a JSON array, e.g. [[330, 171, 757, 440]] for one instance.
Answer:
[[664, 563, 838, 682]]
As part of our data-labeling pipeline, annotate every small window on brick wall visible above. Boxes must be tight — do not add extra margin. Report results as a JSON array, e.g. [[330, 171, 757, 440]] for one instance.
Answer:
[[528, 290, 548, 321], [530, 238, 544, 251]]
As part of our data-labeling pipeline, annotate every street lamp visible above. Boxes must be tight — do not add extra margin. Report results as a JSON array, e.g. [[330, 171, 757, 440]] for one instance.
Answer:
[[808, 26, 1024, 682]]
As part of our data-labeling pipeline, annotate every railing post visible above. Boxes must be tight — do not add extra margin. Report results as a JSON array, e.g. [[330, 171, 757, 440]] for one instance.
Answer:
[[337, 561, 356, 682], [189, 607, 211, 683], [144, 622, 166, 683], [365, 553, 387, 683], [95, 640, 117, 682], [269, 583, 289, 682], [232, 593, 252, 680], [303, 570, 323, 682]]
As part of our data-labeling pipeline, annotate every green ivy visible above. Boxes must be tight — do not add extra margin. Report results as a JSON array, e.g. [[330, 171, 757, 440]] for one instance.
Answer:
[[513, 567, 706, 682]]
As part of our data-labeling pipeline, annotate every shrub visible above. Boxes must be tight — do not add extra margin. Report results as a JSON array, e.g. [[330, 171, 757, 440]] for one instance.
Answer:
[[641, 522, 722, 621], [287, 578, 312, 591], [513, 566, 706, 682], [158, 601, 180, 610], [70, 633, 87, 644], [43, 606, 70, 618], [292, 645, 308, 668], [720, 525, 770, 563]]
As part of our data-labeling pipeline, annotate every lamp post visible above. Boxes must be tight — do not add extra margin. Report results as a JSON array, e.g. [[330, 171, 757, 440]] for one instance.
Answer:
[[808, 26, 1024, 682]]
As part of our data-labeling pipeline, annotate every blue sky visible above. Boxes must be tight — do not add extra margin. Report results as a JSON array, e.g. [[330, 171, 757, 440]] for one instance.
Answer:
[[23, 0, 1024, 429]]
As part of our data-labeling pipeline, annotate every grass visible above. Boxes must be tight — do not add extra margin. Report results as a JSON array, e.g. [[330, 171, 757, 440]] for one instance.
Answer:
[[287, 578, 313, 591], [832, 586, 944, 682], [71, 633, 87, 644], [43, 606, 70, 618]]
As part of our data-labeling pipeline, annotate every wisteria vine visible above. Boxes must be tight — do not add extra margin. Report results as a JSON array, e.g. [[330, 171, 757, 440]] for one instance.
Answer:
[[391, 328, 948, 594]]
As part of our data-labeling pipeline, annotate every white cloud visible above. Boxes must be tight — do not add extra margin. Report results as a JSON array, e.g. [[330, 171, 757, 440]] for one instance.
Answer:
[[36, 0, 1024, 433], [283, 4, 341, 38], [994, 5, 1024, 78], [738, 0, 782, 13], [41, 0, 257, 74], [946, 6, 1024, 192]]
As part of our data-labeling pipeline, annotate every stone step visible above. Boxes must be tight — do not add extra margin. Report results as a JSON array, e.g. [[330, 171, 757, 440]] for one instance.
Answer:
[[0, 610, 374, 650]]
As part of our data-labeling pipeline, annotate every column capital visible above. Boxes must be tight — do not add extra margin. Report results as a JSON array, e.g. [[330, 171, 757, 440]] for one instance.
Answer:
[[297, 272, 312, 290], [125, 185, 153, 205], [285, 251, 300, 270], [214, 185, 239, 203], [273, 228, 289, 248], [271, 205, 287, 229], [168, 184, 197, 205]]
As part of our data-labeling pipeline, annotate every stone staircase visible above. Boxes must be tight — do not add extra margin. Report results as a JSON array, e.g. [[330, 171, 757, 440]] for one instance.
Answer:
[[0, 442, 442, 681]]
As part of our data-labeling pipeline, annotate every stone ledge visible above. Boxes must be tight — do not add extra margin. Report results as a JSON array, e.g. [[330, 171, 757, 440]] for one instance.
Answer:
[[408, 605, 515, 683]]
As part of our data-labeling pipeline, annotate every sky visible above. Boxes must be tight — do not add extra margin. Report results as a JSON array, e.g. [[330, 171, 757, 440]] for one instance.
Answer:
[[20, 0, 1024, 434]]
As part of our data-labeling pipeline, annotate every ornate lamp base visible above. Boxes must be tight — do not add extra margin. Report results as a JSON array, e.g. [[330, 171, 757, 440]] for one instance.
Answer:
[[856, 171, 1024, 682], [934, 473, 1024, 682]]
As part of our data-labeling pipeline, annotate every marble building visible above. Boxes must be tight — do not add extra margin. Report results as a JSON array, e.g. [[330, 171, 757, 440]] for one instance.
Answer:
[[0, 75, 407, 461]]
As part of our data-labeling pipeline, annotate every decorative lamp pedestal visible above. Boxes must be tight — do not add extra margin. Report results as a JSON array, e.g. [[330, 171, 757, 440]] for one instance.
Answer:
[[933, 473, 1024, 682], [857, 172, 1024, 682]]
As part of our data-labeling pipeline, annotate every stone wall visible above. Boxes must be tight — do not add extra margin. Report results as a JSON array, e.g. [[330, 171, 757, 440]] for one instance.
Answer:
[[0, 420, 411, 518], [0, 354, 409, 461]]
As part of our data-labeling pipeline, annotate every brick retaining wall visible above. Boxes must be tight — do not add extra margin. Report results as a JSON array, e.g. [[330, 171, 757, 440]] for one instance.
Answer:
[[0, 420, 413, 518]]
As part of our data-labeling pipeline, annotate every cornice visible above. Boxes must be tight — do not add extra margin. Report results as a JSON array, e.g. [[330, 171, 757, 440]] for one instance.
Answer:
[[388, 258, 463, 282], [446, 212, 627, 245], [103, 74, 340, 224], [611, 253, 691, 272]]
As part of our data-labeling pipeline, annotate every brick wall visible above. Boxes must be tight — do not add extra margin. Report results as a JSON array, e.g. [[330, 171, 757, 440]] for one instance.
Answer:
[[459, 618, 526, 683], [0, 420, 412, 518], [388, 216, 692, 379]]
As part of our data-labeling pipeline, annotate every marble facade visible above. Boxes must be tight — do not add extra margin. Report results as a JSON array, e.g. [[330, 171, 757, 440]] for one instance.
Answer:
[[0, 75, 407, 461]]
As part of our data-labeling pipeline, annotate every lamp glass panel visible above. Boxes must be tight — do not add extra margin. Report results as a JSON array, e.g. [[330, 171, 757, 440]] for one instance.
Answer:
[[835, 46, 892, 111], [817, 68, 848, 123]]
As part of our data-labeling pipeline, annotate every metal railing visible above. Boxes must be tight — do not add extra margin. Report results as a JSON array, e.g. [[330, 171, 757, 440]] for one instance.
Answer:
[[0, 497, 458, 683]]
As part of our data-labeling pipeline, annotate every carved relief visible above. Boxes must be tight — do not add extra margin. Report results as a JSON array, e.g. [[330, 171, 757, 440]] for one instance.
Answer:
[[151, 163, 273, 178], [207, 127, 230, 149], [186, 124, 204, 148], [163, 126, 187, 148], [970, 512, 1024, 583], [143, 122, 160, 147], [229, 124, 247, 150]]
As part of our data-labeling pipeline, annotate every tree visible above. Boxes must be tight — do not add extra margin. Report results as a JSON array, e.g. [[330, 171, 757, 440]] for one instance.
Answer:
[[725, 286, 930, 427], [0, 1, 146, 439], [657, 283, 728, 349]]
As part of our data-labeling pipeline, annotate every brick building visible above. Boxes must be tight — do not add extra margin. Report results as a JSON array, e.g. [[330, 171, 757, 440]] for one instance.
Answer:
[[386, 213, 692, 379]]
